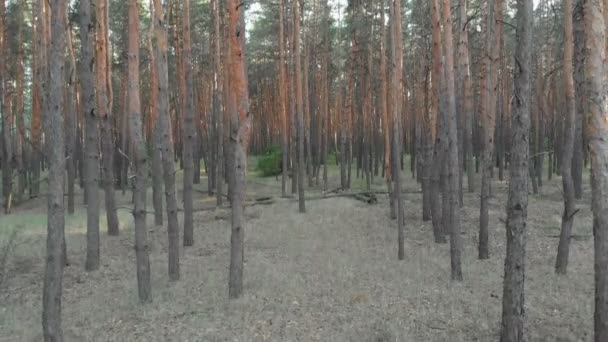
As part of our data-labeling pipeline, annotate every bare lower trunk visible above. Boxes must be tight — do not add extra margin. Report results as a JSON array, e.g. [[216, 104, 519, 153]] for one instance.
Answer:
[[128, 0, 152, 302], [555, 0, 577, 275], [154, 0, 180, 281], [182, 0, 195, 247], [583, 1, 608, 340], [81, 0, 100, 272], [42, 0, 67, 339], [500, 0, 532, 339]]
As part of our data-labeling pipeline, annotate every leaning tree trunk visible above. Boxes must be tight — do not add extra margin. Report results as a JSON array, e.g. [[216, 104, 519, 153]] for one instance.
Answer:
[[154, 0, 180, 281], [42, 0, 68, 339], [583, 0, 608, 340], [555, 0, 577, 275], [127, 0, 152, 302], [80, 0, 100, 272], [500, 0, 532, 340]]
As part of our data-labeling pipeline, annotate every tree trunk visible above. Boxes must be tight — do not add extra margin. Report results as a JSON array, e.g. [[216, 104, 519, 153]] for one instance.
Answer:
[[500, 0, 532, 340], [429, 0, 446, 244], [294, 0, 306, 213], [181, 0, 195, 247], [148, 3, 163, 226], [213, 0, 224, 206], [96, 0, 119, 236], [128, 0, 152, 302], [0, 0, 12, 213], [572, 0, 584, 199], [555, 0, 577, 275], [390, 0, 405, 260], [279, 0, 288, 197], [42, 0, 68, 339], [227, 0, 251, 299], [80, 0, 100, 272], [441, 0, 464, 280], [154, 0, 180, 281], [66, 24, 77, 215], [583, 1, 608, 339]]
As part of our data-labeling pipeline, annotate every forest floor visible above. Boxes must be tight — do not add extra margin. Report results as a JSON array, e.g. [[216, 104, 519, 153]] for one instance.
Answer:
[[0, 159, 596, 342]]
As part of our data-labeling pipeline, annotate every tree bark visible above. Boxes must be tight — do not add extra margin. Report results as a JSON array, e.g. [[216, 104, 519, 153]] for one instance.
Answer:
[[294, 0, 305, 213], [181, 0, 195, 247], [128, 0, 152, 302], [80, 0, 100, 272], [96, 0, 119, 236], [390, 0, 405, 260], [227, 0, 251, 299], [500, 0, 532, 340], [441, 0, 464, 280], [572, 0, 584, 199], [148, 0, 163, 226], [153, 0, 180, 281], [42, 0, 68, 339], [279, 0, 288, 198], [583, 0, 608, 339], [555, 0, 577, 275]]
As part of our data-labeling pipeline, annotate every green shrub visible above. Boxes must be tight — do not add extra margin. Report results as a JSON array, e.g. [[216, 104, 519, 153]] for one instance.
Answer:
[[256, 146, 282, 177]]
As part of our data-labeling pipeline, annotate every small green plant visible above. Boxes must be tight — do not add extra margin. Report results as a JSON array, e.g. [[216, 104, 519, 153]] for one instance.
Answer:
[[256, 146, 282, 177]]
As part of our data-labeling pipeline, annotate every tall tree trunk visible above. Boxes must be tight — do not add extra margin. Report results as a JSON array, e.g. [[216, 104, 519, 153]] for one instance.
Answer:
[[479, 0, 503, 260], [96, 0, 119, 236], [128, 0, 152, 302], [154, 0, 180, 281], [500, 0, 532, 339], [279, 0, 288, 197], [391, 0, 405, 260], [227, 0, 251, 299], [0, 0, 12, 213], [42, 0, 68, 339], [181, 0, 195, 247], [15, 0, 26, 204], [30, 0, 43, 198], [555, 0, 577, 274], [429, 0, 445, 243], [441, 0, 464, 280], [379, 0, 393, 218], [80, 0, 100, 272], [583, 0, 608, 339], [572, 0, 584, 199], [148, 0, 163, 226], [66, 24, 77, 215], [294, 0, 305, 213], [213, 0, 224, 206]]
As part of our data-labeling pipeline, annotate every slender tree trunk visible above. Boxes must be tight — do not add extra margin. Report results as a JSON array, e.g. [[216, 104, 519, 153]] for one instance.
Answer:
[[15, 0, 26, 204], [294, 0, 306, 213], [441, 0, 464, 280], [42, 0, 68, 339], [154, 0, 180, 281], [96, 0, 119, 236], [66, 24, 77, 215], [555, 0, 577, 274], [572, 0, 584, 199], [279, 0, 288, 198], [148, 1, 163, 226], [429, 0, 446, 244], [128, 0, 152, 302], [181, 0, 195, 247], [479, 0, 503, 260], [390, 0, 405, 260], [0, 0, 12, 213], [80, 0, 100, 272], [500, 0, 532, 340], [227, 0, 251, 299], [213, 0, 224, 206]]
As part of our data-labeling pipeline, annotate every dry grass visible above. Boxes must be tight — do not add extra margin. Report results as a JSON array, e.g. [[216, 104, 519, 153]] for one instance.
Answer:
[[0, 163, 595, 341]]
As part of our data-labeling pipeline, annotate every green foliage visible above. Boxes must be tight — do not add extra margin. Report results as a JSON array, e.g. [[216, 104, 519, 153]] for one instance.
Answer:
[[256, 146, 282, 177]]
